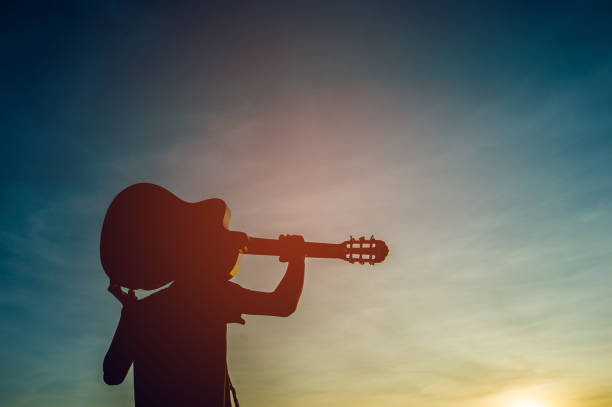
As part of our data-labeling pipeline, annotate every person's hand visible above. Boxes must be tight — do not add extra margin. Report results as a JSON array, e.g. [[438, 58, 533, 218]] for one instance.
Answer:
[[278, 234, 305, 263]]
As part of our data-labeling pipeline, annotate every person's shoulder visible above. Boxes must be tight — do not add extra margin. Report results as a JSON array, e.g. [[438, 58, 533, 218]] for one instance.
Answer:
[[130, 286, 175, 312], [145, 285, 174, 299], [225, 280, 243, 291], [225, 280, 254, 297]]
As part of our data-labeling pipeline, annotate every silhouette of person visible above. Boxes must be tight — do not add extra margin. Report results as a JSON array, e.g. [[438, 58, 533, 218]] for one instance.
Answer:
[[103, 233, 305, 407]]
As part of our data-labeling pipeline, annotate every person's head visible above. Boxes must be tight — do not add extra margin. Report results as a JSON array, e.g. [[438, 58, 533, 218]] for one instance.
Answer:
[[180, 229, 248, 286]]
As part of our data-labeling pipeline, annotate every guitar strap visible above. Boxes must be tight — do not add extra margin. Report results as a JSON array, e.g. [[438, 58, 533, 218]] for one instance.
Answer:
[[226, 362, 240, 407]]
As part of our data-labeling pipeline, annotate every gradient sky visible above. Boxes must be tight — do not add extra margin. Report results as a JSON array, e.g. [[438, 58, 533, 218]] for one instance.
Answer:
[[2, 2, 612, 406]]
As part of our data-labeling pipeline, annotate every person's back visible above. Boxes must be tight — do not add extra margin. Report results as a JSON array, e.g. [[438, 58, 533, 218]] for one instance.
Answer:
[[103, 234, 306, 407], [119, 283, 238, 406]]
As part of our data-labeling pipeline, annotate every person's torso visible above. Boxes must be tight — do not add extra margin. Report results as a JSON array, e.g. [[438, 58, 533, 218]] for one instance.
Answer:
[[130, 284, 233, 407]]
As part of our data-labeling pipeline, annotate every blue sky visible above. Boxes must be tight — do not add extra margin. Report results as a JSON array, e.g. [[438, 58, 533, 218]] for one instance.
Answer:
[[2, 2, 612, 406]]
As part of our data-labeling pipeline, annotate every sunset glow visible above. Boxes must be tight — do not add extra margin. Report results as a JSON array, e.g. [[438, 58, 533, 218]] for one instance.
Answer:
[[3, 2, 612, 407], [511, 401, 548, 407]]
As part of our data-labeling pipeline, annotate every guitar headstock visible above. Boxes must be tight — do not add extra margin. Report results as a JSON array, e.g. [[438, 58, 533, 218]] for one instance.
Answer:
[[341, 235, 389, 265]]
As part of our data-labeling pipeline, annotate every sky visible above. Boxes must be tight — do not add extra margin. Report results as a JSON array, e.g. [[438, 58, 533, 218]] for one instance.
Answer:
[[1, 1, 612, 406]]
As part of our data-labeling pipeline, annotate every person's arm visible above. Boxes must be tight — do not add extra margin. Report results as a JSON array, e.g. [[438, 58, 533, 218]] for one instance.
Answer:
[[235, 235, 305, 317], [103, 285, 136, 385]]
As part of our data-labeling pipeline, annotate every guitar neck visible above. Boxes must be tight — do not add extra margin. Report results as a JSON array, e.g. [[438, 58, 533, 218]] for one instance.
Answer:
[[243, 237, 345, 260]]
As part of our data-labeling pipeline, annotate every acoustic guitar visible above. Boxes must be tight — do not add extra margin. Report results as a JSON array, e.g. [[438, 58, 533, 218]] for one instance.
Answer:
[[100, 183, 389, 290]]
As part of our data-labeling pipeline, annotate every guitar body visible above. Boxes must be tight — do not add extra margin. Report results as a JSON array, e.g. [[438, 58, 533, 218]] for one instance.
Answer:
[[100, 183, 234, 290]]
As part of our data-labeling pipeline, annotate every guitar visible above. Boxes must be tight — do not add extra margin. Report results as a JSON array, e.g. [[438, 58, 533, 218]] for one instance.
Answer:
[[100, 183, 389, 290]]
